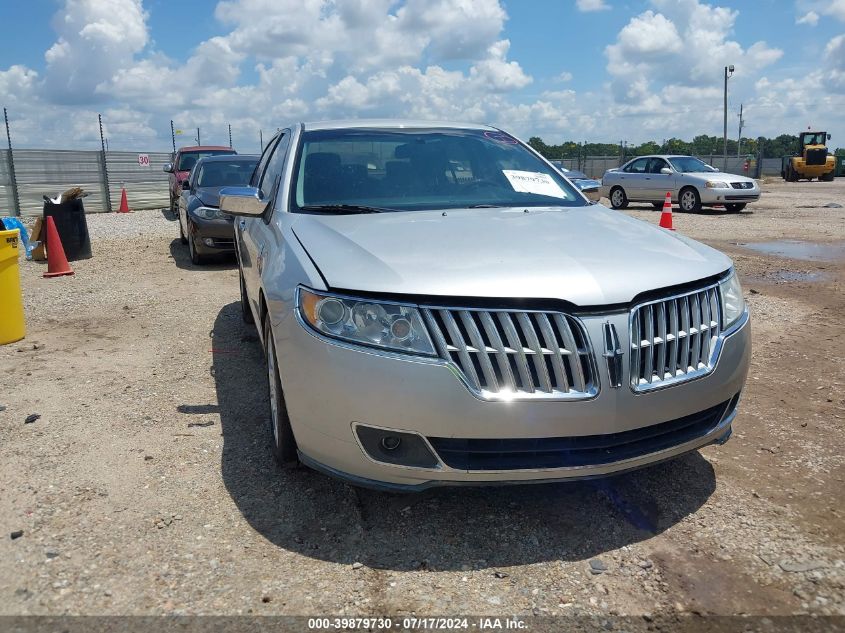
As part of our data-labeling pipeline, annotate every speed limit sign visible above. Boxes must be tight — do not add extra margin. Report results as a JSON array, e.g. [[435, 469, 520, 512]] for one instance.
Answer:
[[138, 154, 150, 167]]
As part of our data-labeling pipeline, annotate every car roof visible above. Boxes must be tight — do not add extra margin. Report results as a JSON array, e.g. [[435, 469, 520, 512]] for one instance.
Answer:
[[194, 154, 258, 163], [300, 119, 499, 132], [178, 146, 235, 152], [627, 155, 694, 160]]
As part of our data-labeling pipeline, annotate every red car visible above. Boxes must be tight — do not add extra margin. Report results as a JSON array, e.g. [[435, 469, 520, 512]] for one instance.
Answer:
[[163, 146, 236, 213]]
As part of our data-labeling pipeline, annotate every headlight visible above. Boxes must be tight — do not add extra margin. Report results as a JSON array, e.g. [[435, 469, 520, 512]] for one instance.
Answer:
[[298, 288, 436, 356], [193, 206, 225, 220], [705, 181, 730, 189], [719, 270, 745, 329]]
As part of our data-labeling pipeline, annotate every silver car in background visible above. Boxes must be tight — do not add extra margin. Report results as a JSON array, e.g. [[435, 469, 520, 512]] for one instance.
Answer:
[[220, 121, 750, 491], [601, 155, 761, 213]]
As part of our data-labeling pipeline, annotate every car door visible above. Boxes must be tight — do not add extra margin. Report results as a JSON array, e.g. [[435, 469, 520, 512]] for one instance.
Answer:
[[617, 158, 649, 200], [238, 131, 292, 318], [178, 165, 198, 238], [643, 157, 674, 200]]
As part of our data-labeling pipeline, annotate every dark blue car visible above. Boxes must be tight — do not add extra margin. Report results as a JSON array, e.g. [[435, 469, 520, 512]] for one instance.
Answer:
[[178, 154, 259, 264]]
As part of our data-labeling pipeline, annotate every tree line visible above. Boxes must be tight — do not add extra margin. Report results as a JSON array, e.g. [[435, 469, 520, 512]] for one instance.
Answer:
[[527, 134, 845, 160]]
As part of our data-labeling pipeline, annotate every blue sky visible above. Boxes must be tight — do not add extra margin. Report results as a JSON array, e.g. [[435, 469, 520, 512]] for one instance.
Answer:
[[1, 0, 844, 152]]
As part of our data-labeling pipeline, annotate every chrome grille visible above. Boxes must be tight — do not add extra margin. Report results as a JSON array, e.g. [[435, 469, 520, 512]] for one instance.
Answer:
[[630, 284, 722, 391], [730, 182, 753, 189], [422, 308, 596, 399]]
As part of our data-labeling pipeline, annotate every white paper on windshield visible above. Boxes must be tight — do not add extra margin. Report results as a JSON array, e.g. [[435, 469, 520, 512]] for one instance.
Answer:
[[502, 170, 567, 199]]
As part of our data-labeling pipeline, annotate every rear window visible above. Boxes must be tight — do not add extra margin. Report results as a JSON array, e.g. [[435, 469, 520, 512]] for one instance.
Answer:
[[177, 150, 235, 171], [291, 128, 585, 213]]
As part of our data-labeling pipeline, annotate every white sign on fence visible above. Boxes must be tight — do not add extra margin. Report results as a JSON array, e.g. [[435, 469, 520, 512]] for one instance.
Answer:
[[138, 154, 150, 167]]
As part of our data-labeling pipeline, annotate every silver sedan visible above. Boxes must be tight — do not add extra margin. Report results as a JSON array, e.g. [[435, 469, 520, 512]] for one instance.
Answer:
[[601, 155, 761, 213], [220, 122, 749, 491]]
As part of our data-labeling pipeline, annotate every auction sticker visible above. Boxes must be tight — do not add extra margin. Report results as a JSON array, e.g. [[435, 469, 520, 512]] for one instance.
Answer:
[[502, 170, 567, 199]]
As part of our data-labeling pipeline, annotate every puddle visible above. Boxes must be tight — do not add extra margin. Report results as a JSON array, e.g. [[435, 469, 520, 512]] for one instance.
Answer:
[[739, 240, 845, 262]]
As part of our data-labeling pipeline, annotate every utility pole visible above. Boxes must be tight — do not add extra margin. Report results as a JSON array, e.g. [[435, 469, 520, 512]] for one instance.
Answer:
[[737, 104, 745, 157], [723, 64, 734, 170], [228, 124, 232, 148], [3, 107, 20, 217], [259, 129, 263, 151], [195, 127, 201, 145], [170, 120, 176, 154]]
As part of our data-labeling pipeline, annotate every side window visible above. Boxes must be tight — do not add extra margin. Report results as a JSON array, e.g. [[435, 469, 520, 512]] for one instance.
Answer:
[[258, 133, 291, 199], [250, 135, 279, 188], [624, 158, 648, 174]]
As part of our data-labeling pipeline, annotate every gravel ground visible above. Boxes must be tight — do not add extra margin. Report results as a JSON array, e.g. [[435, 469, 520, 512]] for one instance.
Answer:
[[1, 180, 843, 624]]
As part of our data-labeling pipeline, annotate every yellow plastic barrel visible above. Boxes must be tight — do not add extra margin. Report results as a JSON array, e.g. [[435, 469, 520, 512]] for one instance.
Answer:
[[0, 228, 26, 344]]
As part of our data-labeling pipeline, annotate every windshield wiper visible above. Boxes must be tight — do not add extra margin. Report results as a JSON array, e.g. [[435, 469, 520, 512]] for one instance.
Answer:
[[299, 204, 395, 214]]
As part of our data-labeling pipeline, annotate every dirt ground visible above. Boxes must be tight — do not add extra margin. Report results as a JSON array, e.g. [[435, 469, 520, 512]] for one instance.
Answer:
[[1, 179, 843, 624]]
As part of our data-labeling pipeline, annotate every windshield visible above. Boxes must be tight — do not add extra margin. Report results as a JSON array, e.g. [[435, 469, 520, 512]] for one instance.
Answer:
[[177, 150, 235, 171], [196, 160, 257, 188], [667, 156, 717, 173], [291, 128, 585, 213]]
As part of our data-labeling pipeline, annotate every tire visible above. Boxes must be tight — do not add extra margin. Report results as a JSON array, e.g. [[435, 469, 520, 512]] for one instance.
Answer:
[[264, 316, 298, 467], [822, 171, 835, 182], [178, 215, 187, 245], [239, 265, 254, 324], [679, 187, 702, 213], [787, 165, 798, 182], [187, 222, 205, 265], [609, 186, 628, 209], [725, 203, 746, 213]]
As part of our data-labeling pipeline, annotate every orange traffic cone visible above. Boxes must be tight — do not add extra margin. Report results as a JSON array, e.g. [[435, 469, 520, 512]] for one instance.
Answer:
[[658, 191, 675, 231], [117, 187, 131, 213], [43, 216, 75, 278]]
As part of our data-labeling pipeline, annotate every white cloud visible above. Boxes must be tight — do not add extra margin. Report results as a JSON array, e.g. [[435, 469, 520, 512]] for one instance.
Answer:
[[796, 11, 819, 25], [43, 0, 148, 104], [576, 0, 610, 12]]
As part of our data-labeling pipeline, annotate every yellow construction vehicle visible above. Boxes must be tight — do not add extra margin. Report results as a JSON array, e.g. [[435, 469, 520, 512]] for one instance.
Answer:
[[782, 131, 836, 181]]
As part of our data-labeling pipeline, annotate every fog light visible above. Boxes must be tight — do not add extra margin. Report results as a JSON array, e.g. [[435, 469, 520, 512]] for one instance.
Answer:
[[203, 238, 215, 246], [380, 436, 401, 451], [355, 425, 439, 468]]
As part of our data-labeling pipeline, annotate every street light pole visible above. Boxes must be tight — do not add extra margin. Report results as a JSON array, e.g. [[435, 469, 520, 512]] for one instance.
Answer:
[[723, 65, 734, 170]]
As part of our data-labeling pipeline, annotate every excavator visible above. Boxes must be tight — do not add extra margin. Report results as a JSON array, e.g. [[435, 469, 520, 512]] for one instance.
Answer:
[[782, 131, 836, 181]]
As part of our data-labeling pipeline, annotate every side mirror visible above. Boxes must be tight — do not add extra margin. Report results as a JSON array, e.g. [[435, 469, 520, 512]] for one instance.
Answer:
[[219, 186, 267, 217], [660, 167, 672, 175], [163, 163, 174, 173], [182, 180, 191, 190]]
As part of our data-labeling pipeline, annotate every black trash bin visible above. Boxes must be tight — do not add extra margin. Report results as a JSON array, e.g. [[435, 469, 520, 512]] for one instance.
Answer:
[[42, 198, 92, 261]]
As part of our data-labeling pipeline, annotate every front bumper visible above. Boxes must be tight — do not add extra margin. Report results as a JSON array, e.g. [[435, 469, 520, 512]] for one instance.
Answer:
[[699, 187, 760, 205], [275, 307, 750, 489], [190, 216, 235, 254]]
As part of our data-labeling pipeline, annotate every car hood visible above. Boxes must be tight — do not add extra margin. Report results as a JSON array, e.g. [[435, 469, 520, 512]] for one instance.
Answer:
[[291, 205, 732, 306], [684, 171, 755, 183], [195, 187, 224, 208]]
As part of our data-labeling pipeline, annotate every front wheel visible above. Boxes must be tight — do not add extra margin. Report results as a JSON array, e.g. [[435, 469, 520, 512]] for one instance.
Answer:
[[187, 222, 205, 265], [178, 215, 187, 244], [609, 186, 628, 209], [821, 171, 835, 182], [679, 187, 702, 213], [265, 317, 298, 467], [725, 203, 746, 213]]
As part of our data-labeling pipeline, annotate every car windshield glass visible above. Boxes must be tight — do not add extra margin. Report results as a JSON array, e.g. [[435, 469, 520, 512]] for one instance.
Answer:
[[177, 150, 234, 171], [197, 160, 257, 188], [668, 156, 716, 173], [291, 128, 585, 213]]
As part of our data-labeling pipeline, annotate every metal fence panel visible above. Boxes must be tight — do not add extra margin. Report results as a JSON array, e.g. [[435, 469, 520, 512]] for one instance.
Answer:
[[0, 149, 14, 215], [13, 149, 107, 216], [106, 151, 171, 211]]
